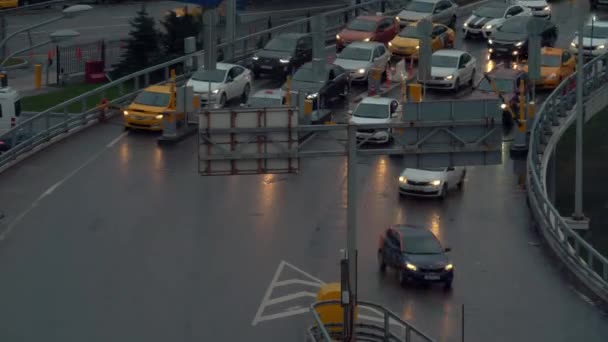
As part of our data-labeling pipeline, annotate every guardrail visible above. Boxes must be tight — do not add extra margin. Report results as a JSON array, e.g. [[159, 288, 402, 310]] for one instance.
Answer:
[[527, 52, 608, 302], [0, 0, 404, 172], [307, 300, 436, 342]]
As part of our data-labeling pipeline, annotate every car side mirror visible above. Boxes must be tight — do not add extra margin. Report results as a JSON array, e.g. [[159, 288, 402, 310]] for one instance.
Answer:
[[444, 247, 452, 252], [226, 77, 233, 83]]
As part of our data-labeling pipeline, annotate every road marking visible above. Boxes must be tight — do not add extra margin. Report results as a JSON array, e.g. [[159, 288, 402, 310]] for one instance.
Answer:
[[0, 131, 128, 242]]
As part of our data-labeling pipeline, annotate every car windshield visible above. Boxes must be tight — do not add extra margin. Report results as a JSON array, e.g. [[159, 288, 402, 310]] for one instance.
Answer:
[[402, 234, 444, 254], [477, 77, 514, 92], [264, 37, 297, 52], [498, 19, 527, 34], [472, 6, 504, 18], [353, 103, 389, 119], [582, 25, 608, 39], [339, 47, 371, 61], [248, 97, 284, 107], [292, 67, 324, 83], [398, 26, 419, 38], [192, 69, 227, 83], [133, 91, 170, 107], [347, 18, 377, 32], [405, 1, 434, 13], [541, 54, 561, 67], [431, 55, 458, 68]]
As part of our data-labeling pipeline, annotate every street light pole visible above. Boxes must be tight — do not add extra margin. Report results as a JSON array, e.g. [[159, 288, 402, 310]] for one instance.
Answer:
[[574, 14, 585, 221], [346, 123, 358, 342]]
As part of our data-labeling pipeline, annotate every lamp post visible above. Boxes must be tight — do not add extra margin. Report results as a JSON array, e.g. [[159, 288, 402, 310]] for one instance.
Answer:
[[0, 29, 80, 68], [0, 4, 91, 61]]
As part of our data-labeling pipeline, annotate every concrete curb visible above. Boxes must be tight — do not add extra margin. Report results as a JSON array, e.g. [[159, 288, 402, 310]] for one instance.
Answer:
[[157, 125, 198, 146]]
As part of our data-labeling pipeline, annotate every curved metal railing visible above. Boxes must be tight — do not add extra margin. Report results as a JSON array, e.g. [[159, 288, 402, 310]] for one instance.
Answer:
[[527, 52, 608, 298], [307, 300, 436, 342]]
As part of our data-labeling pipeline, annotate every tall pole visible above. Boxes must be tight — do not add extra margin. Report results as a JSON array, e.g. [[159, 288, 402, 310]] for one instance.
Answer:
[[346, 123, 358, 342], [203, 8, 217, 71], [574, 15, 585, 219], [225, 0, 236, 61]]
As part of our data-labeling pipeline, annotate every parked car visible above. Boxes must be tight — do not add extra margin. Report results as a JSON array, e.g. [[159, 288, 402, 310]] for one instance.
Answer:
[[378, 224, 454, 289], [488, 16, 557, 60], [281, 62, 349, 110], [251, 33, 313, 78], [569, 17, 608, 59], [461, 66, 529, 127], [350, 96, 400, 144], [333, 42, 390, 82], [517, 0, 551, 19], [420, 49, 477, 91], [396, 0, 458, 28], [521, 47, 576, 89], [186, 62, 252, 108], [462, 2, 532, 39], [336, 15, 399, 52], [389, 22, 455, 59], [398, 166, 465, 199]]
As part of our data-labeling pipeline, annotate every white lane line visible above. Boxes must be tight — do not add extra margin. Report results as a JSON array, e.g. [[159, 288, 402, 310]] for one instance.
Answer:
[[252, 260, 286, 326], [253, 307, 311, 323], [282, 260, 326, 285], [0, 131, 128, 242], [265, 291, 317, 306], [274, 279, 324, 288]]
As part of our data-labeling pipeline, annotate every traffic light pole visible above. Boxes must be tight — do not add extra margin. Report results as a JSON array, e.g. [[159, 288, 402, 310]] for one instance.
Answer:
[[573, 15, 586, 221], [345, 123, 358, 341]]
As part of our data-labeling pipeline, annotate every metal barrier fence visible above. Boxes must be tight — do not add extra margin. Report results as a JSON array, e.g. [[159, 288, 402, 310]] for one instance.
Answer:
[[308, 300, 436, 342], [56, 39, 124, 79], [527, 53, 608, 299]]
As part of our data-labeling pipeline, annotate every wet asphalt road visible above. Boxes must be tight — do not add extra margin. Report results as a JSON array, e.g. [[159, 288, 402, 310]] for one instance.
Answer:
[[1, 1, 608, 341]]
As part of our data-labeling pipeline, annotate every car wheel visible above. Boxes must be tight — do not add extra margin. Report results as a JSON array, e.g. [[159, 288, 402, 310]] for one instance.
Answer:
[[469, 70, 476, 87], [453, 77, 460, 92], [444, 280, 453, 290], [398, 269, 407, 286], [439, 184, 448, 200], [241, 83, 251, 103], [463, 31, 470, 40], [457, 172, 465, 189], [219, 93, 227, 108], [448, 16, 456, 29], [378, 251, 387, 272]]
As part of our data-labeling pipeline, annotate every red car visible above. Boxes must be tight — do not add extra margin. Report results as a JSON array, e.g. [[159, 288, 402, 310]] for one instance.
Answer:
[[336, 15, 399, 52]]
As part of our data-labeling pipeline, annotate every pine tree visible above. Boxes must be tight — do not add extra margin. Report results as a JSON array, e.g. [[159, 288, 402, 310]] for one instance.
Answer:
[[160, 9, 202, 60], [113, 5, 161, 77]]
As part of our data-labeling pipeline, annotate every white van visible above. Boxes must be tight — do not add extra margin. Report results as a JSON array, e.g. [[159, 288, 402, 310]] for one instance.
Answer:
[[349, 96, 401, 144], [0, 86, 21, 134]]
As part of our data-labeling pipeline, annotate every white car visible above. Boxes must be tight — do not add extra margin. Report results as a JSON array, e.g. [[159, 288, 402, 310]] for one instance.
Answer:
[[463, 2, 531, 39], [569, 18, 608, 59], [396, 0, 458, 28], [350, 96, 400, 144], [333, 42, 390, 82], [420, 50, 477, 91], [517, 0, 550, 19], [186, 62, 252, 108], [398, 167, 466, 199]]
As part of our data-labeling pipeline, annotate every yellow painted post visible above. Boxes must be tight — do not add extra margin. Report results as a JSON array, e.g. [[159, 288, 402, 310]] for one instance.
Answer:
[[304, 99, 313, 116], [518, 79, 526, 132], [168, 69, 177, 110], [193, 95, 200, 110], [285, 75, 291, 106], [314, 283, 359, 334], [408, 83, 422, 103], [34, 64, 41, 89], [401, 78, 407, 104], [527, 101, 535, 120]]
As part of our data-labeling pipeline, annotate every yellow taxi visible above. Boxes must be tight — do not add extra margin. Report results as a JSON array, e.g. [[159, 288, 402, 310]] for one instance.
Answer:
[[388, 23, 455, 59], [123, 85, 183, 131], [521, 47, 576, 89]]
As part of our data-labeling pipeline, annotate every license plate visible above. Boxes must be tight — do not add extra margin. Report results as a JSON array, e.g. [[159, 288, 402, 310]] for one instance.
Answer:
[[133, 115, 146, 120], [496, 48, 507, 52], [261, 65, 273, 70], [424, 274, 440, 280]]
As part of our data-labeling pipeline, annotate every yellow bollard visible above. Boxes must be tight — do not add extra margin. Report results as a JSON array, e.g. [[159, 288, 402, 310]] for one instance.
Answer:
[[304, 99, 313, 116], [285, 75, 291, 106], [34, 64, 41, 89], [371, 68, 382, 81], [193, 95, 200, 110], [408, 83, 422, 103], [517, 79, 525, 132], [314, 283, 358, 334], [527, 101, 535, 120]]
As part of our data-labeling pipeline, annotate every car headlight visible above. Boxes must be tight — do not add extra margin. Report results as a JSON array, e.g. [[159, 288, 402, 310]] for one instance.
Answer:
[[444, 75, 453, 80], [212, 89, 219, 94], [279, 58, 290, 63], [431, 180, 441, 186], [406, 263, 417, 271], [463, 22, 468, 28], [515, 41, 524, 47], [488, 39, 493, 44], [399, 176, 407, 183], [484, 24, 492, 29], [445, 264, 454, 271], [155, 114, 163, 120], [396, 16, 400, 21], [571, 42, 576, 48], [123, 110, 129, 116], [500, 103, 507, 110], [599, 45, 606, 50], [306, 93, 318, 99], [363, 38, 371, 42], [544, 6, 550, 11], [388, 41, 392, 46], [252, 55, 259, 61], [358, 68, 366, 74], [336, 34, 341, 40], [548, 73, 557, 79]]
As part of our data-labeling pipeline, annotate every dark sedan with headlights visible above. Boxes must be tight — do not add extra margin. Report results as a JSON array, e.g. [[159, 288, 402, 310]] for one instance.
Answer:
[[488, 16, 557, 60], [281, 62, 349, 111], [378, 224, 454, 289], [251, 33, 313, 79]]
